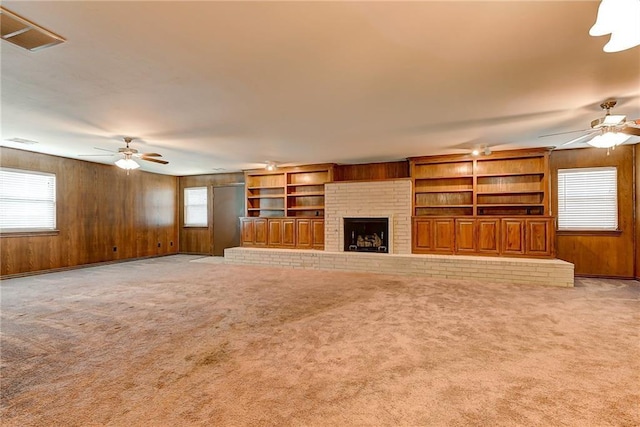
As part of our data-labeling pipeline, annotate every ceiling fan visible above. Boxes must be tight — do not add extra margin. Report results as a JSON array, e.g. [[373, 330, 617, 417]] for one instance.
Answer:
[[540, 100, 640, 151], [81, 137, 168, 170]]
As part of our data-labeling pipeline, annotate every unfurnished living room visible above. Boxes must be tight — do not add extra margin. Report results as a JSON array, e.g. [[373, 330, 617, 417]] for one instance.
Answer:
[[1, 1, 639, 426]]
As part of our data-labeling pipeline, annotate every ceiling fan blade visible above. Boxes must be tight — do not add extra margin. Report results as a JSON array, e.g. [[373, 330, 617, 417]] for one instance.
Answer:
[[93, 147, 117, 153], [138, 152, 162, 157], [140, 157, 169, 165], [539, 128, 592, 138], [621, 126, 640, 137], [561, 131, 599, 146]]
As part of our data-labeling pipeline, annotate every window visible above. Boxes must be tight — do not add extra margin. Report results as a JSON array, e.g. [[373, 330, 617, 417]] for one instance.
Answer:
[[557, 167, 617, 231], [0, 168, 56, 232], [184, 187, 208, 227]]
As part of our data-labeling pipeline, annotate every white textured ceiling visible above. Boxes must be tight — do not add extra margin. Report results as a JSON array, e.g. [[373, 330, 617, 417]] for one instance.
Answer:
[[1, 1, 639, 176]]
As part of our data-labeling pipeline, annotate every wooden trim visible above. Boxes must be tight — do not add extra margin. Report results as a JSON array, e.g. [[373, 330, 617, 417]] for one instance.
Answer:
[[575, 274, 636, 280], [556, 230, 623, 236], [0, 254, 175, 280], [1, 230, 60, 238]]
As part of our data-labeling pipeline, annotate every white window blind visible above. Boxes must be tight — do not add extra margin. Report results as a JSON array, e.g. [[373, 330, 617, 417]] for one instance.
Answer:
[[184, 187, 208, 227], [557, 167, 617, 230], [0, 168, 56, 231]]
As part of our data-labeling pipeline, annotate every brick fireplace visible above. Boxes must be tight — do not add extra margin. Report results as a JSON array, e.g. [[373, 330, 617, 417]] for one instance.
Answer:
[[324, 179, 412, 254]]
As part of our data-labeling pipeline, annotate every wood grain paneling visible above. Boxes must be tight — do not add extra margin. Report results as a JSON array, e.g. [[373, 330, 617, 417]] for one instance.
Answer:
[[334, 161, 409, 181], [178, 173, 244, 254], [501, 219, 525, 255], [311, 219, 324, 249], [296, 219, 312, 248], [433, 219, 454, 253], [636, 144, 639, 280], [1, 147, 179, 276], [477, 219, 500, 254], [455, 219, 476, 253], [551, 146, 634, 278]]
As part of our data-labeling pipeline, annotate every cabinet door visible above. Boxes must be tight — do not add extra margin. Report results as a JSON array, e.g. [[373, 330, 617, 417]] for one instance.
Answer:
[[240, 218, 255, 246], [296, 219, 312, 248], [501, 219, 525, 255], [311, 219, 324, 250], [267, 218, 282, 246], [455, 219, 476, 253], [254, 218, 268, 246], [433, 219, 454, 253], [477, 218, 500, 254], [282, 218, 296, 247], [526, 218, 552, 257], [412, 218, 433, 253]]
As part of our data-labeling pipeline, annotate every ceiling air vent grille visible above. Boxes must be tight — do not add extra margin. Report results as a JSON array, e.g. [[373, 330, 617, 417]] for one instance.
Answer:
[[1, 6, 65, 51]]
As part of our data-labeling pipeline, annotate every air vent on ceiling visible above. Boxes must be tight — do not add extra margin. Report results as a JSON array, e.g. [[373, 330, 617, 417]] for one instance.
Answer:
[[1, 6, 65, 51]]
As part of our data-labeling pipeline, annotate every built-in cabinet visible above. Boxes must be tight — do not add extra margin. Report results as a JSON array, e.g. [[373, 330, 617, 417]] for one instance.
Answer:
[[413, 216, 554, 257], [410, 148, 550, 217], [241, 217, 324, 249], [410, 148, 553, 258], [241, 163, 333, 249]]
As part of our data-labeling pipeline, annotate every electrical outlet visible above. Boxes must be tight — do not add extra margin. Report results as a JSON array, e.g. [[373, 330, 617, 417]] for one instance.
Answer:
[[170, 241, 173, 246], [113, 246, 117, 252], [157, 242, 161, 247]]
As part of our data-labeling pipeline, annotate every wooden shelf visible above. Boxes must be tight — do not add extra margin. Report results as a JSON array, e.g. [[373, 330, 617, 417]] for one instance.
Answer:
[[477, 190, 544, 195], [415, 189, 473, 194], [247, 195, 285, 199], [247, 185, 285, 190], [245, 164, 334, 217], [410, 147, 550, 217], [287, 206, 325, 211], [477, 172, 544, 178], [415, 175, 474, 180], [415, 204, 473, 208], [477, 204, 544, 207], [287, 192, 325, 196]]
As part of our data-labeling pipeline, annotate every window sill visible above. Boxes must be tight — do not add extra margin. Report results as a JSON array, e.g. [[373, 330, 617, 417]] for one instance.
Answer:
[[0, 230, 60, 238], [556, 229, 622, 236], [183, 225, 209, 229]]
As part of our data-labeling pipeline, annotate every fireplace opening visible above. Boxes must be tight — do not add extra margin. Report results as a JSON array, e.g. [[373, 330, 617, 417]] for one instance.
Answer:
[[344, 217, 389, 253]]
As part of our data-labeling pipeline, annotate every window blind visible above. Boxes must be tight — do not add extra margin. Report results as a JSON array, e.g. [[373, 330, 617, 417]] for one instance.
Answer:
[[0, 168, 56, 231], [557, 167, 617, 230], [184, 187, 208, 227]]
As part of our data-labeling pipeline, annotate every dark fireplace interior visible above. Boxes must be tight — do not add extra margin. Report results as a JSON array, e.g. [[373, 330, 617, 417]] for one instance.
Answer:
[[344, 217, 389, 253]]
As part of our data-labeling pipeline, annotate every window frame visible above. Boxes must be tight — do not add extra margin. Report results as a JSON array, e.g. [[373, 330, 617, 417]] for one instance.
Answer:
[[0, 167, 57, 235], [183, 186, 209, 228], [556, 166, 619, 233]]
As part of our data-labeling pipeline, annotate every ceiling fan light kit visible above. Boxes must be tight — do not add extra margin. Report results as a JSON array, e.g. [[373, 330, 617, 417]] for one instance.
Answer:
[[590, 0, 640, 52], [115, 158, 140, 170], [587, 132, 631, 149]]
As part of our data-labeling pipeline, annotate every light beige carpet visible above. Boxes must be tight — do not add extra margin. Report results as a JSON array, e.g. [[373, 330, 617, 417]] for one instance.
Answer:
[[1, 255, 638, 426]]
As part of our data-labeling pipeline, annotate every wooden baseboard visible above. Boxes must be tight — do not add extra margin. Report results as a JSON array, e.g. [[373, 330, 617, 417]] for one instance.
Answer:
[[0, 254, 176, 280], [574, 274, 637, 280]]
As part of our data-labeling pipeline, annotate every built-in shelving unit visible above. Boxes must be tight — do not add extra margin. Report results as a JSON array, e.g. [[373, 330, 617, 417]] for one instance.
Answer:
[[409, 148, 554, 258], [410, 148, 550, 217], [242, 164, 334, 249], [244, 164, 334, 218]]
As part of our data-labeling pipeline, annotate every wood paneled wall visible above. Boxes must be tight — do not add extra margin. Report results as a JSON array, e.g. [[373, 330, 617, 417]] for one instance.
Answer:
[[550, 146, 634, 278], [636, 144, 639, 280], [334, 161, 409, 181], [178, 173, 244, 254], [0, 147, 179, 276]]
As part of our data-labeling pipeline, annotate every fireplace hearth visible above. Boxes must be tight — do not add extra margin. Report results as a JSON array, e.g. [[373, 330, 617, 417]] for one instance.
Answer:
[[344, 217, 389, 253]]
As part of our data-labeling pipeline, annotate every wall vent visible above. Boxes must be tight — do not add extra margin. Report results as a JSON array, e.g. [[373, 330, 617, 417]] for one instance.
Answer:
[[1, 6, 65, 51]]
